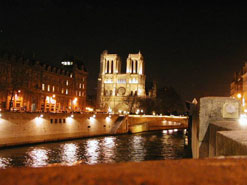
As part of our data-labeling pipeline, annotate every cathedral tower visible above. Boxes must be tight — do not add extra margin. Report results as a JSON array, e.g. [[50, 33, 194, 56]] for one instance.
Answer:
[[97, 50, 146, 113]]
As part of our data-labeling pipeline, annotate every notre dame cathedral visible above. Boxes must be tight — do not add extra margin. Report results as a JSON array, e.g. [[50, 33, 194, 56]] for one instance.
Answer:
[[97, 50, 155, 113]]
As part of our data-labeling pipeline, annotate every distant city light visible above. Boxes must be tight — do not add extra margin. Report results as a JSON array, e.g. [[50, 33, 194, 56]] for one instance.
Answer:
[[86, 107, 94, 112], [61, 61, 73, 66]]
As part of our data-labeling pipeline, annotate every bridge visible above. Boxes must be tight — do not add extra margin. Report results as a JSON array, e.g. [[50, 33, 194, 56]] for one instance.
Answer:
[[110, 115, 189, 134]]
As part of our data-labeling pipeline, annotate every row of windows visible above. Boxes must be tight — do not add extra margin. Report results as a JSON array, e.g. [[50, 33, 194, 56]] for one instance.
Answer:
[[104, 90, 137, 96], [42, 78, 85, 88], [42, 84, 85, 96]]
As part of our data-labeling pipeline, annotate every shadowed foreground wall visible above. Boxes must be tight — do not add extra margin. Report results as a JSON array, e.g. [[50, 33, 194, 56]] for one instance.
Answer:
[[0, 158, 247, 185]]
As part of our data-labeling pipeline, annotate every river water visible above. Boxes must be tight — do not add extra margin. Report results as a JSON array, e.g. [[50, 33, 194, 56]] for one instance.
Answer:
[[0, 130, 191, 168]]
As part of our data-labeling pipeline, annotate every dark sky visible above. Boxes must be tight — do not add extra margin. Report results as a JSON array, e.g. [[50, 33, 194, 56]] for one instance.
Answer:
[[1, 0, 247, 101]]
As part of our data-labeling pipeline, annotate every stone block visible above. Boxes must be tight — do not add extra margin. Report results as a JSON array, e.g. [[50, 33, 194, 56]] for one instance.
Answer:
[[216, 130, 247, 156]]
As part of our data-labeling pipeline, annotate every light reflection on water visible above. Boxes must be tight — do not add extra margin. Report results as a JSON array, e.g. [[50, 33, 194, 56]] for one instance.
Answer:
[[85, 139, 100, 164], [26, 148, 49, 167], [102, 137, 116, 163], [0, 157, 11, 169], [131, 135, 146, 161], [0, 130, 191, 168], [61, 143, 78, 165]]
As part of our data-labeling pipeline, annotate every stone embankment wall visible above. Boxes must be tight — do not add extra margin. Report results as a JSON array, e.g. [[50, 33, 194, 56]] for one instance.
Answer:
[[0, 113, 188, 148], [0, 113, 126, 147]]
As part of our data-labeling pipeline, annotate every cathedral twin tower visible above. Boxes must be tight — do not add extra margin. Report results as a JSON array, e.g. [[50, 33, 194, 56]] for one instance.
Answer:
[[97, 50, 146, 113]]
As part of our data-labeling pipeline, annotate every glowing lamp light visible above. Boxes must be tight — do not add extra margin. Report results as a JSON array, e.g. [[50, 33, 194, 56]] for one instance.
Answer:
[[89, 116, 95, 122], [239, 114, 247, 127], [108, 107, 112, 113], [52, 94, 56, 98], [106, 116, 111, 122], [93, 114, 96, 118], [39, 114, 43, 118], [152, 111, 155, 116], [168, 129, 173, 134], [67, 117, 73, 124], [162, 130, 167, 134], [70, 114, 74, 118], [35, 117, 43, 126], [73, 98, 78, 105], [237, 93, 242, 99]]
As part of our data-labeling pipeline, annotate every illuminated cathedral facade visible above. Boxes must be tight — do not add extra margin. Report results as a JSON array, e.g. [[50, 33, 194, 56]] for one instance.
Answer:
[[97, 50, 146, 113]]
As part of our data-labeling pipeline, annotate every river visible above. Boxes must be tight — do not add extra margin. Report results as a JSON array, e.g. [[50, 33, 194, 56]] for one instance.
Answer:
[[0, 129, 191, 168]]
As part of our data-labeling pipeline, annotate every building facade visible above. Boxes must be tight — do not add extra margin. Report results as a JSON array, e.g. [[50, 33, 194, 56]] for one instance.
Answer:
[[0, 54, 87, 112], [230, 62, 247, 112], [97, 50, 146, 113]]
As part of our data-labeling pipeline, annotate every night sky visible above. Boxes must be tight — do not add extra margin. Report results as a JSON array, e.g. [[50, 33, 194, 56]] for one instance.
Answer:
[[1, 0, 247, 101]]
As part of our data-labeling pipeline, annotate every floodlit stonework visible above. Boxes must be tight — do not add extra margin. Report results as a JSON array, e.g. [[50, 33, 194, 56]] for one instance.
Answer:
[[97, 50, 146, 113]]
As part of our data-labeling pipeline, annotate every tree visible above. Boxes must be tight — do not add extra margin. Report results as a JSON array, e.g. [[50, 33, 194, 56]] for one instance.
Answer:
[[1, 58, 30, 111], [156, 86, 185, 115], [124, 94, 139, 114]]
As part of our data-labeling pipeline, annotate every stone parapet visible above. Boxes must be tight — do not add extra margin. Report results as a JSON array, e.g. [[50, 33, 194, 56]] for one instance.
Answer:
[[1, 158, 247, 185]]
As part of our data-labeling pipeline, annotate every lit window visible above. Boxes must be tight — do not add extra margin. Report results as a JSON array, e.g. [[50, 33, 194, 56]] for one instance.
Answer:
[[79, 83, 82, 89], [66, 80, 69, 86], [83, 84, 85, 89], [66, 89, 68, 95], [47, 85, 50, 92], [79, 91, 81, 96], [61, 88, 64, 94], [70, 73, 73, 78], [42, 84, 45, 91], [52, 86, 55, 92]]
